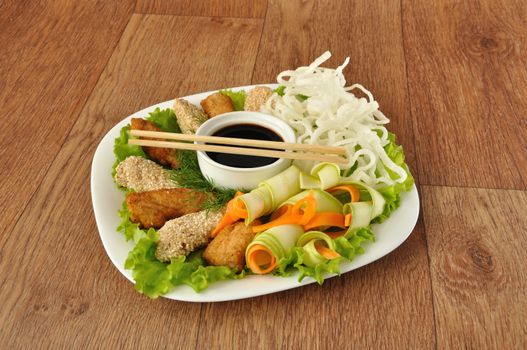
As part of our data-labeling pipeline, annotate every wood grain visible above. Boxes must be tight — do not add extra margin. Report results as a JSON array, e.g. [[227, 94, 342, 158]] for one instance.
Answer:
[[135, 0, 268, 18], [0, 14, 262, 348], [0, 0, 134, 238], [403, 0, 527, 190], [422, 186, 527, 348], [196, 1, 434, 348]]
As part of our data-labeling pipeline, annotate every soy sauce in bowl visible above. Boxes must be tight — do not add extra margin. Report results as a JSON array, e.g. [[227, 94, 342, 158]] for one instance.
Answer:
[[207, 124, 283, 168]]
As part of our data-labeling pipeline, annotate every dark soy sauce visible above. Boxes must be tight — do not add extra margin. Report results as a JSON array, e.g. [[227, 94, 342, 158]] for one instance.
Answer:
[[207, 124, 283, 168]]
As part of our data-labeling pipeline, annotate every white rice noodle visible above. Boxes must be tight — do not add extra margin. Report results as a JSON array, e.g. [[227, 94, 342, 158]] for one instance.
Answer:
[[261, 51, 408, 188]]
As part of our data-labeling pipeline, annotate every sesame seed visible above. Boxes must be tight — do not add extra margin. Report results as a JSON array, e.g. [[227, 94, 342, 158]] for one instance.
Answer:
[[173, 98, 208, 134], [244, 86, 273, 111], [155, 210, 224, 261], [115, 156, 178, 192]]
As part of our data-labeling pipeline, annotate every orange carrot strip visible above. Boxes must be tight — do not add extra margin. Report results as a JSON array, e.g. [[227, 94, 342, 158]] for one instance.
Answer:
[[231, 197, 248, 219], [315, 242, 341, 260], [291, 191, 317, 225], [304, 212, 346, 231], [327, 185, 360, 203], [211, 192, 245, 237], [344, 213, 352, 226], [252, 192, 317, 232], [247, 244, 277, 274], [211, 212, 238, 237], [251, 206, 299, 233], [270, 204, 292, 220]]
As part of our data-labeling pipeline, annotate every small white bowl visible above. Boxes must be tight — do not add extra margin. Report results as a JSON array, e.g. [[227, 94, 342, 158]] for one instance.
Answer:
[[195, 111, 296, 189]]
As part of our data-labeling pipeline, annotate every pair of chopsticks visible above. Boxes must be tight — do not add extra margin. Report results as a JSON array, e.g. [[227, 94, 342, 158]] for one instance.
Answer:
[[128, 130, 348, 165]]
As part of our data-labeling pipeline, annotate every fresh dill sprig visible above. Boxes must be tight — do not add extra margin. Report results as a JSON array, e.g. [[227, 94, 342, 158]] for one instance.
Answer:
[[170, 151, 240, 211]]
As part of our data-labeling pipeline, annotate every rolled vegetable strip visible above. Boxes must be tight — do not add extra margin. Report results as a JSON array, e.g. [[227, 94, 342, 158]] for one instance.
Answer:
[[252, 191, 318, 232], [235, 187, 268, 224], [246, 244, 276, 274], [282, 189, 342, 213], [296, 231, 340, 267], [299, 162, 341, 190], [326, 184, 361, 203], [212, 166, 302, 234], [246, 224, 304, 274], [311, 163, 341, 190], [284, 189, 345, 231], [340, 181, 386, 230], [238, 165, 301, 223], [303, 212, 346, 231], [346, 202, 372, 229], [253, 189, 349, 233], [259, 165, 301, 208]]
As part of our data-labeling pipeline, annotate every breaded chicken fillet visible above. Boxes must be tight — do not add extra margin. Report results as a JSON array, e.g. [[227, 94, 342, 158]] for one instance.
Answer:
[[244, 86, 273, 111], [155, 210, 224, 262], [200, 92, 235, 118], [131, 118, 179, 168], [172, 99, 208, 134], [203, 220, 260, 272], [125, 188, 209, 229]]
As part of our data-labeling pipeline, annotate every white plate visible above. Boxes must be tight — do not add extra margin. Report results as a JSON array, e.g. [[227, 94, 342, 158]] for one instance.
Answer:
[[91, 84, 420, 302]]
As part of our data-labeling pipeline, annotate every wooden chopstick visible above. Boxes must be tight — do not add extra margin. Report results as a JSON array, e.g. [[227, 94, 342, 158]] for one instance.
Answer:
[[128, 139, 349, 165], [129, 129, 346, 155]]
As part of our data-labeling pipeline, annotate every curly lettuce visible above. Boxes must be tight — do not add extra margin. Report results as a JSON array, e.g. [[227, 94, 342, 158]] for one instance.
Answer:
[[112, 108, 179, 176], [112, 125, 147, 176], [117, 201, 146, 242], [273, 227, 375, 284], [123, 226, 241, 299], [146, 107, 180, 133], [373, 133, 414, 223]]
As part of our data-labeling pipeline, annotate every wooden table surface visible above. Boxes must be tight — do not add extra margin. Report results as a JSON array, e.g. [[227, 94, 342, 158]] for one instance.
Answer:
[[1, 1, 526, 348]]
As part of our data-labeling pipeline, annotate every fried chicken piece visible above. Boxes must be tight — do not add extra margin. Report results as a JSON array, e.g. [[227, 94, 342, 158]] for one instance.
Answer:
[[131, 118, 179, 168], [172, 98, 208, 134], [155, 210, 224, 262], [200, 92, 235, 118], [244, 86, 273, 111], [203, 220, 260, 272], [125, 188, 209, 229]]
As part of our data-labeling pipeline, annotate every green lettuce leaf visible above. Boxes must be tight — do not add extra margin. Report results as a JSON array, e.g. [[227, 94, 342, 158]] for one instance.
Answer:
[[146, 107, 180, 133], [112, 125, 147, 176], [373, 132, 414, 223], [274, 85, 286, 96], [125, 229, 173, 298], [123, 225, 241, 298], [296, 257, 343, 284], [274, 85, 308, 101], [273, 227, 375, 284], [168, 251, 241, 292], [112, 108, 178, 177], [117, 201, 147, 242], [219, 89, 246, 111]]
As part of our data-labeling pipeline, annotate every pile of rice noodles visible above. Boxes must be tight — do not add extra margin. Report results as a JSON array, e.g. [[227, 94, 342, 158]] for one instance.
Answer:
[[261, 51, 407, 189]]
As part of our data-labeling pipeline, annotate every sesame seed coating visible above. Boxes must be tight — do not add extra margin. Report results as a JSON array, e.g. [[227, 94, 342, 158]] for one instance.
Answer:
[[244, 86, 273, 111], [115, 156, 178, 192], [155, 210, 224, 262], [173, 98, 208, 134]]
